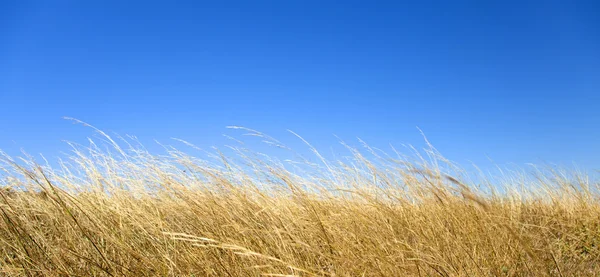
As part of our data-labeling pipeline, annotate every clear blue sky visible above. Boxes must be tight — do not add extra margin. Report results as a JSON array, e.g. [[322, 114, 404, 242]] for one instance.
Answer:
[[1, 1, 599, 170]]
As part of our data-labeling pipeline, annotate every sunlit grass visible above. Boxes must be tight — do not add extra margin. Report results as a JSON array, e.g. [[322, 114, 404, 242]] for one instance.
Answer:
[[0, 124, 598, 276]]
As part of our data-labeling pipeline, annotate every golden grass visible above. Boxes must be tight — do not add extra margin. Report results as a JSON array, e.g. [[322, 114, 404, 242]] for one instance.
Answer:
[[0, 127, 598, 276]]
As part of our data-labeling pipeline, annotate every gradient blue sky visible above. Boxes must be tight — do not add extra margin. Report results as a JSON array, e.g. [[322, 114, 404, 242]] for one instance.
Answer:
[[1, 1, 599, 170]]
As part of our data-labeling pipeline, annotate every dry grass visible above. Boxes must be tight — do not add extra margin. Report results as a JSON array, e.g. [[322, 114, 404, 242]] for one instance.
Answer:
[[0, 126, 598, 276]]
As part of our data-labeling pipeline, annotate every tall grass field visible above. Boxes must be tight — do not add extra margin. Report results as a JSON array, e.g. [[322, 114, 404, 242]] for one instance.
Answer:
[[0, 125, 598, 276]]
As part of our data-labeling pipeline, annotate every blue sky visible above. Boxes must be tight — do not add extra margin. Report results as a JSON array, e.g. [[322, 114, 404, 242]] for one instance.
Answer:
[[1, 1, 599, 171]]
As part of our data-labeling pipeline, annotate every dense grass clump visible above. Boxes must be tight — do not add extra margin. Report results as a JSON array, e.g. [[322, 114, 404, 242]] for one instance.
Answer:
[[0, 127, 598, 276]]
